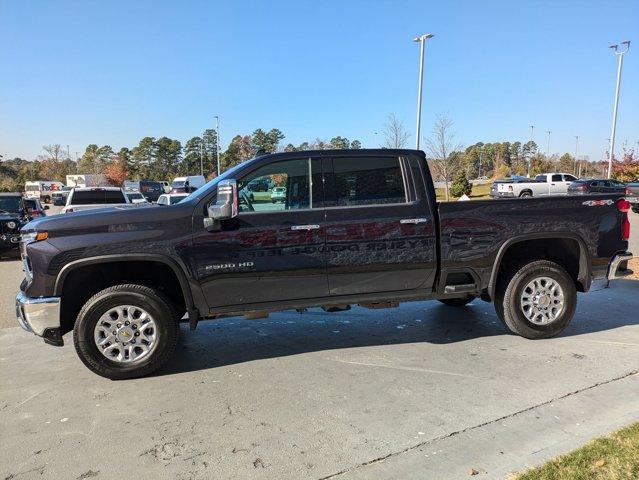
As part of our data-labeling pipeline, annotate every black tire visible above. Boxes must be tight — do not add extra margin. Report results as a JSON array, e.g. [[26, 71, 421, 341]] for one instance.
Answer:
[[438, 295, 475, 307], [495, 260, 576, 339], [73, 284, 179, 380], [519, 191, 532, 198]]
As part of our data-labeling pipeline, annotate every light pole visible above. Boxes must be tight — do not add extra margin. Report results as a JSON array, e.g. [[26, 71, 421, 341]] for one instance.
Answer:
[[199, 137, 204, 177], [215, 115, 221, 176], [546, 130, 551, 157], [528, 125, 534, 176], [607, 41, 630, 179], [574, 136, 579, 176], [413, 33, 434, 150], [67, 144, 70, 160]]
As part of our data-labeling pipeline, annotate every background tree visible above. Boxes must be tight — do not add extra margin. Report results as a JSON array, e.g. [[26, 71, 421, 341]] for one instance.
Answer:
[[450, 170, 472, 198], [426, 114, 461, 201], [104, 154, 130, 186], [381, 114, 410, 148], [183, 136, 203, 176]]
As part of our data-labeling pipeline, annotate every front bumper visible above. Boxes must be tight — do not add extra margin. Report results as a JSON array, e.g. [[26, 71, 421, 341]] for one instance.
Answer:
[[607, 252, 634, 281], [16, 292, 62, 345], [490, 191, 514, 198]]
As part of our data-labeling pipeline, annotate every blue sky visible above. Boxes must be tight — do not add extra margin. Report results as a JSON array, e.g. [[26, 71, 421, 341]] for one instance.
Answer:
[[1, 0, 637, 162]]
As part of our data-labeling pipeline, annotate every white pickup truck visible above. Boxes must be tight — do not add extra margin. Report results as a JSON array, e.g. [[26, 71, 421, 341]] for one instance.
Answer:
[[61, 187, 131, 213], [491, 172, 578, 198]]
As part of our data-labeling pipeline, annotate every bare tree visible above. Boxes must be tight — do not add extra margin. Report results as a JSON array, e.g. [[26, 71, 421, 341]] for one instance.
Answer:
[[39, 144, 68, 162], [426, 114, 462, 201], [381, 114, 410, 148]]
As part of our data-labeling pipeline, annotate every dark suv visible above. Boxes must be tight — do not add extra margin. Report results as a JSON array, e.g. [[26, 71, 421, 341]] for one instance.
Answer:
[[0, 193, 29, 252], [568, 178, 626, 195]]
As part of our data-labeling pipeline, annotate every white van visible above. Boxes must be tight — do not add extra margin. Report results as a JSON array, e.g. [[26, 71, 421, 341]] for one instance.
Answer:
[[170, 175, 205, 193], [24, 181, 65, 203]]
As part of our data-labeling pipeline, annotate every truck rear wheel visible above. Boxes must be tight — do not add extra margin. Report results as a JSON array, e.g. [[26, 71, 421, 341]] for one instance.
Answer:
[[495, 260, 576, 339], [438, 295, 475, 307], [73, 284, 179, 379]]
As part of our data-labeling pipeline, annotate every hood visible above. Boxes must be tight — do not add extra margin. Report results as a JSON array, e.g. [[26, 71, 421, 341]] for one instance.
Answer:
[[0, 213, 22, 221], [22, 202, 194, 234]]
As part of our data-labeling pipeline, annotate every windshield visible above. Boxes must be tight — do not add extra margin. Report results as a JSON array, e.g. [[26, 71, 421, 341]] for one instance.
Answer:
[[127, 193, 144, 199], [172, 180, 185, 188], [0, 197, 22, 212], [71, 190, 126, 204], [183, 161, 249, 201], [170, 195, 188, 204]]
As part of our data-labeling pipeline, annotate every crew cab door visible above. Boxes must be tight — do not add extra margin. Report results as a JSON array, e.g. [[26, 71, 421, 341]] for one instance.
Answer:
[[549, 174, 566, 195], [323, 153, 437, 296], [190, 156, 328, 309]]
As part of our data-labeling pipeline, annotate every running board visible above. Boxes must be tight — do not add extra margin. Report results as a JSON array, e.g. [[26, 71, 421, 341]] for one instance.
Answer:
[[444, 284, 476, 294]]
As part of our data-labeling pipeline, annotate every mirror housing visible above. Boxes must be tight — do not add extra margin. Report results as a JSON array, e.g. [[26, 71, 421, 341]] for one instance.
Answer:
[[204, 179, 238, 231]]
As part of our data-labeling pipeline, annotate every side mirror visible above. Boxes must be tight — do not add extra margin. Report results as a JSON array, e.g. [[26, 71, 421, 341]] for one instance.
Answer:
[[204, 179, 238, 231], [44, 205, 50, 210]]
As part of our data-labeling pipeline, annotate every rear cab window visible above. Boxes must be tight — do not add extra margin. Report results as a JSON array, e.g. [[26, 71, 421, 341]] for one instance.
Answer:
[[71, 190, 126, 204], [325, 156, 408, 207]]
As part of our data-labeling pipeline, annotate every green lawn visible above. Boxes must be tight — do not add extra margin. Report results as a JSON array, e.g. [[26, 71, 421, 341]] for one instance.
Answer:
[[516, 423, 639, 480], [436, 182, 492, 202]]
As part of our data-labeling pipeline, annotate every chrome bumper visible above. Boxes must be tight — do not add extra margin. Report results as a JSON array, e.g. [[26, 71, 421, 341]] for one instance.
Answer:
[[607, 252, 634, 281], [16, 292, 61, 337]]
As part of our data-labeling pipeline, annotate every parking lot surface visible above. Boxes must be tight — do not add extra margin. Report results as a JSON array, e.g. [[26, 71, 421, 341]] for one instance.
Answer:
[[1, 208, 638, 479]]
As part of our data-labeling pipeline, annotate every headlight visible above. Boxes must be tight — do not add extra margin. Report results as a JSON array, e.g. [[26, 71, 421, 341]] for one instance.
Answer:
[[7, 221, 17, 229], [21, 231, 48, 244]]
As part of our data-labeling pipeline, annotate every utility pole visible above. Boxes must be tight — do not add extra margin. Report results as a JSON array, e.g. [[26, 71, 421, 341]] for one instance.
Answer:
[[413, 33, 434, 150], [199, 137, 203, 177], [67, 144, 70, 160], [607, 41, 630, 179], [215, 115, 221, 176], [546, 130, 551, 157]]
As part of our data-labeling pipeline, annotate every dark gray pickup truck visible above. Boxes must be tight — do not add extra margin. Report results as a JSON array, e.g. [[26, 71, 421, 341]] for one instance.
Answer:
[[16, 149, 633, 379]]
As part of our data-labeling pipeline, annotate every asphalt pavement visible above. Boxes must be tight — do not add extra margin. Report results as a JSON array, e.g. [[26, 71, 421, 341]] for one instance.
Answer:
[[0, 207, 637, 480]]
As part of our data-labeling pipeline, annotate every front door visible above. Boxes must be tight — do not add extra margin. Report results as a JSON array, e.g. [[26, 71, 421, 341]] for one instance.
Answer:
[[323, 153, 437, 296], [190, 156, 328, 310]]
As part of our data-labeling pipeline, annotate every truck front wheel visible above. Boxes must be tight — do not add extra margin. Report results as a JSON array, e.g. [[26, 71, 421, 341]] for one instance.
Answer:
[[73, 284, 179, 379], [495, 260, 576, 339]]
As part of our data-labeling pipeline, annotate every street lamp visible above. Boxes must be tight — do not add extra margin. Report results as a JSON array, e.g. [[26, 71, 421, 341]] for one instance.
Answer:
[[607, 40, 630, 179], [413, 33, 434, 150], [528, 125, 534, 176], [215, 115, 221, 176], [574, 135, 579, 176], [546, 130, 551, 157]]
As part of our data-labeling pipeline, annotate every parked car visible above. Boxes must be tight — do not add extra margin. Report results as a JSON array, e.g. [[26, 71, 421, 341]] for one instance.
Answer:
[[51, 187, 72, 206], [490, 177, 534, 198], [170, 176, 205, 193], [157, 193, 189, 205], [125, 191, 149, 204], [270, 186, 286, 203], [492, 173, 578, 198], [123, 181, 165, 202], [23, 198, 48, 219], [568, 178, 626, 195], [61, 187, 130, 213], [161, 181, 171, 193], [16, 149, 632, 379], [0, 193, 29, 251], [626, 181, 639, 213]]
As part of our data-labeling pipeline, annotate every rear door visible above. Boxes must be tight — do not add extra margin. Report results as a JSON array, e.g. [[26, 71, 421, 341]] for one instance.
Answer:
[[323, 153, 437, 296], [191, 156, 329, 308]]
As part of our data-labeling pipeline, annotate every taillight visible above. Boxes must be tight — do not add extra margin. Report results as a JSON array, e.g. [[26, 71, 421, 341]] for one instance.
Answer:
[[508, 185, 513, 192], [626, 187, 633, 196], [65, 208, 74, 213], [618, 199, 631, 241]]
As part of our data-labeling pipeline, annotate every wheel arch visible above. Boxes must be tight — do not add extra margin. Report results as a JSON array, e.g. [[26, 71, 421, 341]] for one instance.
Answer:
[[487, 233, 590, 300], [55, 254, 198, 333]]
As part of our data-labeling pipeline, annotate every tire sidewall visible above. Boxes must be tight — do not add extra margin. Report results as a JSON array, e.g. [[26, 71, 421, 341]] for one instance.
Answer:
[[504, 262, 576, 338], [74, 289, 176, 378]]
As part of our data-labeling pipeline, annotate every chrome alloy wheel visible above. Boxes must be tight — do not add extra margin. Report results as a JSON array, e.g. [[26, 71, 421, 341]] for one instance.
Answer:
[[520, 276, 565, 325], [93, 305, 158, 363]]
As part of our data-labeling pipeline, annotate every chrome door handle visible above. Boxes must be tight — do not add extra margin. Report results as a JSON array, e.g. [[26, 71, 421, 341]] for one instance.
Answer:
[[291, 224, 320, 231], [400, 218, 428, 224]]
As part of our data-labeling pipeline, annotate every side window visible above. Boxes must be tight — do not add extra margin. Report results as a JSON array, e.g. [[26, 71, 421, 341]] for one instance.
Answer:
[[551, 174, 563, 182], [328, 156, 407, 207], [237, 158, 322, 213], [563, 174, 577, 182], [536, 175, 547, 182]]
